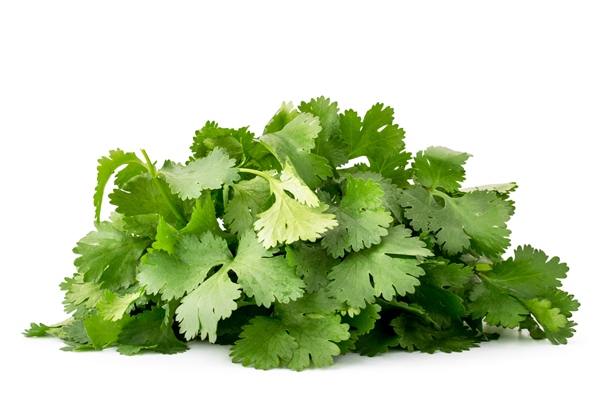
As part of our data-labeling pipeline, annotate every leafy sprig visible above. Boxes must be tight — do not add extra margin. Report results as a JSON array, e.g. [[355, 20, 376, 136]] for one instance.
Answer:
[[25, 97, 579, 370]]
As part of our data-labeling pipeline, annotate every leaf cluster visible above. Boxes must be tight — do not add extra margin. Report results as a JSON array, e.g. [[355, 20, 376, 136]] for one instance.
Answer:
[[24, 97, 579, 370]]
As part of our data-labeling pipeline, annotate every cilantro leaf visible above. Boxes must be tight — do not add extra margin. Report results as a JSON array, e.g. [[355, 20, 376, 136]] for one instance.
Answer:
[[160, 147, 240, 200], [97, 289, 144, 322], [286, 242, 340, 293], [339, 103, 405, 160], [27, 97, 580, 369], [118, 305, 188, 355], [231, 291, 350, 371], [229, 231, 305, 307], [143, 230, 305, 342], [321, 175, 393, 257], [229, 316, 297, 370], [327, 225, 432, 309], [401, 188, 513, 258], [298, 96, 349, 169], [73, 222, 151, 290], [349, 170, 404, 220], [430, 191, 513, 257], [412, 146, 471, 192], [223, 176, 271, 235], [470, 245, 573, 337], [176, 266, 242, 342], [190, 121, 256, 165], [139, 232, 232, 301], [249, 164, 338, 248], [179, 194, 223, 237], [60, 273, 105, 317], [391, 314, 481, 354], [260, 112, 332, 188], [109, 172, 183, 227], [94, 149, 147, 223]]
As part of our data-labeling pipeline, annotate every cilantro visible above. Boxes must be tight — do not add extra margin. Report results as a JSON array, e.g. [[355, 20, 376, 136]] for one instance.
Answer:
[[25, 97, 579, 370]]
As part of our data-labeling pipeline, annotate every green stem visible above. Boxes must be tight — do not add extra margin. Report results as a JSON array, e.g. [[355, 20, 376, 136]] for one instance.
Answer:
[[239, 167, 273, 182], [140, 149, 188, 226], [223, 184, 230, 210]]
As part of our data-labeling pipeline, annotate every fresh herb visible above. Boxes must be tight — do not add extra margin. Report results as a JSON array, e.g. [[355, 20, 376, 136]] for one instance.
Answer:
[[24, 97, 579, 370]]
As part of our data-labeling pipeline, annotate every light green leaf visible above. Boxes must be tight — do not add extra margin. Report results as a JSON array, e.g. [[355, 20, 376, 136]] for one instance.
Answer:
[[260, 112, 332, 187], [176, 268, 241, 342], [252, 165, 338, 248], [97, 289, 144, 322], [160, 147, 240, 200]]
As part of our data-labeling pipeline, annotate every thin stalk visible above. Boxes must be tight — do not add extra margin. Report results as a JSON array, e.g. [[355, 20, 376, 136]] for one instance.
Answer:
[[140, 149, 188, 226], [239, 167, 273, 181]]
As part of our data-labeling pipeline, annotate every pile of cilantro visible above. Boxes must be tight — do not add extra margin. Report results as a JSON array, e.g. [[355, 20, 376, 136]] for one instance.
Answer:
[[25, 97, 579, 370]]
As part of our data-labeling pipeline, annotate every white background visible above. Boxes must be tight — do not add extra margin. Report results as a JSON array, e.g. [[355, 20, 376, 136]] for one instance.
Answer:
[[1, 1, 598, 398]]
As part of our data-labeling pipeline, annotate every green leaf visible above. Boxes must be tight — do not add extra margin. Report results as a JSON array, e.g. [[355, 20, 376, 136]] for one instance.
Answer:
[[190, 121, 256, 164], [94, 149, 146, 223], [252, 164, 338, 248], [73, 222, 151, 290], [179, 194, 223, 237], [430, 191, 513, 257], [321, 175, 393, 258], [230, 316, 297, 370], [139, 232, 232, 301], [350, 170, 404, 221], [399, 186, 441, 232], [298, 96, 349, 168], [412, 146, 471, 192], [151, 216, 179, 254], [339, 103, 405, 160], [367, 151, 412, 188], [160, 147, 240, 200], [176, 267, 242, 342], [109, 173, 182, 226], [229, 231, 305, 307], [391, 315, 480, 354], [420, 258, 474, 289], [263, 101, 300, 134], [524, 298, 567, 332], [286, 242, 340, 294], [223, 176, 271, 235], [470, 246, 572, 330], [97, 289, 144, 322], [84, 313, 131, 350], [118, 305, 188, 355], [327, 225, 431, 309], [353, 316, 402, 357], [342, 302, 382, 335], [60, 273, 105, 315], [148, 230, 305, 342], [408, 282, 468, 320], [402, 187, 514, 258], [481, 245, 569, 297], [23, 322, 54, 337], [231, 290, 350, 371], [260, 112, 332, 188]]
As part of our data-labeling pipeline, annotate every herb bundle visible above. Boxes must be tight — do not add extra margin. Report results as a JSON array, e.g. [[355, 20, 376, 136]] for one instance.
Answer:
[[25, 97, 579, 370]]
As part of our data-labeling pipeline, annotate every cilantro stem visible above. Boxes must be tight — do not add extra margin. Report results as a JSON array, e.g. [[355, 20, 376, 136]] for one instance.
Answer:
[[239, 167, 270, 180], [140, 149, 188, 226]]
